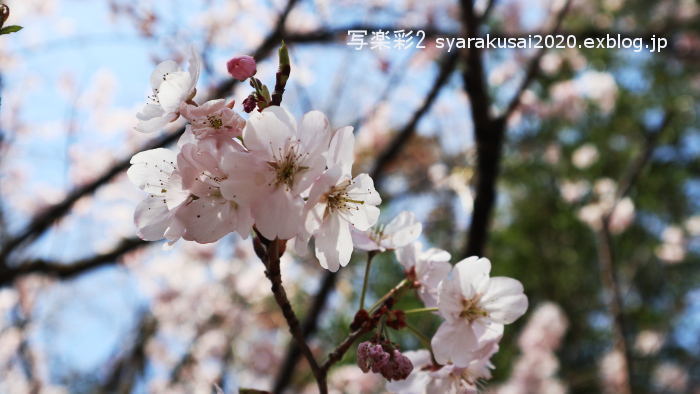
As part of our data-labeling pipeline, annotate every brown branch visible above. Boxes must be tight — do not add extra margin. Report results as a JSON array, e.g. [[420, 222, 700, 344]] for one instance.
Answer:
[[370, 52, 459, 182], [594, 225, 632, 394], [460, 0, 573, 259], [169, 314, 226, 383], [319, 278, 408, 374], [459, 0, 496, 259], [611, 113, 673, 206], [320, 325, 372, 373], [594, 111, 673, 394], [273, 269, 337, 392], [500, 0, 573, 122], [101, 313, 158, 394], [0, 237, 148, 286], [254, 236, 326, 393]]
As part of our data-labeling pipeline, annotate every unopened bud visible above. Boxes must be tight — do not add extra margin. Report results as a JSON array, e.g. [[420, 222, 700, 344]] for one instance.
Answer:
[[1, 5, 9, 26], [227, 55, 257, 81], [243, 94, 257, 113]]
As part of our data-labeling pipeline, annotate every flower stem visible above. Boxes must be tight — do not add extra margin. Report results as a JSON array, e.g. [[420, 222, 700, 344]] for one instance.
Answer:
[[405, 322, 431, 349], [359, 251, 377, 311], [404, 307, 439, 315], [369, 279, 408, 313], [405, 322, 439, 366]]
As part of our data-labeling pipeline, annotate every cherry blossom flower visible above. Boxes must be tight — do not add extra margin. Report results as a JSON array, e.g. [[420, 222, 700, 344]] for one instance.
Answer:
[[497, 302, 569, 394], [303, 126, 381, 271], [352, 211, 422, 252], [304, 167, 381, 271], [175, 138, 254, 242], [395, 242, 451, 308], [386, 347, 496, 394], [223, 106, 331, 240], [652, 362, 688, 392], [634, 330, 664, 356], [128, 138, 253, 244], [135, 48, 201, 133], [655, 225, 686, 264], [227, 55, 257, 81], [127, 148, 188, 243], [180, 99, 245, 143], [571, 143, 599, 169], [431, 257, 527, 366]]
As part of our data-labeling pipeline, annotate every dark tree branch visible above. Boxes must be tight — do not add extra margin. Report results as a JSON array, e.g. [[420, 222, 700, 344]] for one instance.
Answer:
[[320, 324, 373, 373], [273, 269, 337, 392], [255, 236, 326, 393], [460, 0, 573, 259], [169, 314, 226, 383], [101, 313, 158, 394], [459, 0, 496, 259], [0, 237, 148, 286]]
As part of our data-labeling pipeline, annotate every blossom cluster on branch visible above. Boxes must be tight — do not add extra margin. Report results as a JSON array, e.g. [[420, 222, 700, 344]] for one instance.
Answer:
[[126, 44, 529, 393]]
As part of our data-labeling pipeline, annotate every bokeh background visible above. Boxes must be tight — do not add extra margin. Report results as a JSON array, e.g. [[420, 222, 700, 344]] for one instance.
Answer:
[[0, 0, 699, 393]]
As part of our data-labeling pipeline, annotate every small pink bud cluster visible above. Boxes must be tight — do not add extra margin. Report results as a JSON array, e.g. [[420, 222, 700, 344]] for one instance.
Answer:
[[357, 341, 413, 381]]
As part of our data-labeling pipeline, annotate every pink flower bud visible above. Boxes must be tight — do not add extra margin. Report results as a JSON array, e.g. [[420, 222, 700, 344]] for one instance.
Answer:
[[242, 94, 257, 113], [357, 341, 373, 373], [227, 55, 257, 81], [392, 350, 414, 380]]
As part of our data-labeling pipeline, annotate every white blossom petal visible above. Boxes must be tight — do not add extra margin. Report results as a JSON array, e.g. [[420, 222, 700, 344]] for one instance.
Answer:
[[481, 277, 528, 324], [431, 320, 478, 366]]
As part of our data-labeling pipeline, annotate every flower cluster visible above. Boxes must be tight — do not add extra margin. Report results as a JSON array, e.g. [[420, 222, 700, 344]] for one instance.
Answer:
[[357, 340, 413, 381], [127, 45, 530, 392], [351, 212, 528, 392], [128, 48, 381, 271]]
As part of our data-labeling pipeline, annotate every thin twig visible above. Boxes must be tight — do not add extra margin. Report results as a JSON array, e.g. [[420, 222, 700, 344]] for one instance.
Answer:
[[500, 0, 574, 122], [594, 111, 673, 394], [370, 52, 459, 182]]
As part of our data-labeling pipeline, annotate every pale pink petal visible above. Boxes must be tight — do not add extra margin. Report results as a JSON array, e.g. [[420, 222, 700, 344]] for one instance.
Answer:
[[346, 173, 382, 207], [176, 198, 238, 243], [297, 110, 331, 153], [149, 60, 179, 90], [481, 277, 528, 324], [454, 257, 491, 299], [186, 46, 201, 94], [127, 148, 177, 195], [327, 125, 355, 176], [417, 259, 452, 308], [243, 106, 296, 158], [351, 228, 381, 251], [431, 320, 477, 366], [134, 196, 172, 241], [314, 214, 350, 272], [386, 211, 422, 248], [253, 188, 304, 240], [157, 70, 191, 113], [395, 242, 420, 270], [437, 275, 464, 323]]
